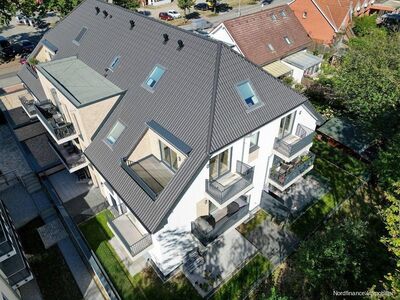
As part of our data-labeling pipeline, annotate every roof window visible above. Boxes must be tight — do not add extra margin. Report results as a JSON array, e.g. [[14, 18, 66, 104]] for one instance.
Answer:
[[280, 10, 287, 17], [284, 36, 292, 45], [108, 56, 121, 71], [73, 27, 88, 45], [271, 14, 277, 21], [105, 121, 125, 146], [236, 81, 262, 109], [267, 43, 274, 51], [143, 65, 166, 90]]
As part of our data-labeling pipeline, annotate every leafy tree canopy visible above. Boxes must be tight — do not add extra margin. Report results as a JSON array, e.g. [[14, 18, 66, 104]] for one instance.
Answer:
[[113, 0, 140, 10], [177, 0, 195, 15], [353, 15, 378, 37]]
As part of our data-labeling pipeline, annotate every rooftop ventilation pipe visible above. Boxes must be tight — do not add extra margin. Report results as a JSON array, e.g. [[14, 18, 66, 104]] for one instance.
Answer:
[[103, 10, 108, 18], [130, 20, 135, 29], [95, 6, 100, 14], [177, 40, 184, 50], [163, 33, 169, 43]]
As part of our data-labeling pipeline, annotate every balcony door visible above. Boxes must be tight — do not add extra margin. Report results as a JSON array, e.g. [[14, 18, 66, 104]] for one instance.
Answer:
[[160, 141, 178, 172], [209, 148, 231, 181], [278, 112, 296, 139]]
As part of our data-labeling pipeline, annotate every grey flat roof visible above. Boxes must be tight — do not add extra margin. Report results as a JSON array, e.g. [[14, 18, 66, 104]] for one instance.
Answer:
[[37, 57, 123, 107], [283, 51, 322, 70], [18, 0, 318, 233]]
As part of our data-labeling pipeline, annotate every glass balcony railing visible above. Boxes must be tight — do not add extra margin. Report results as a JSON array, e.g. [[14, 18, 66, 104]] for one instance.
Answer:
[[269, 152, 315, 188], [48, 141, 88, 173], [34, 101, 77, 143], [205, 161, 254, 205], [274, 124, 315, 158]]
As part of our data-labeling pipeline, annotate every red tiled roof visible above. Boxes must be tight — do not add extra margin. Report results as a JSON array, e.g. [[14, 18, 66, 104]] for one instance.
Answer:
[[313, 0, 352, 30], [223, 5, 312, 66]]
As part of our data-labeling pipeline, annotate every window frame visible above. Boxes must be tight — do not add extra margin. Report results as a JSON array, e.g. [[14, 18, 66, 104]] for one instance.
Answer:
[[142, 65, 166, 92], [73, 27, 88, 46], [278, 111, 296, 139], [267, 43, 275, 51], [105, 120, 125, 147], [284, 36, 292, 45], [235, 80, 263, 111], [159, 140, 178, 172], [249, 132, 260, 153], [209, 147, 232, 181], [108, 56, 121, 72]]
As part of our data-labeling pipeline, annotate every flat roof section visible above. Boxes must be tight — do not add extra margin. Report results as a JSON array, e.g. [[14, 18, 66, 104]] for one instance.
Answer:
[[283, 52, 322, 70], [37, 57, 123, 107]]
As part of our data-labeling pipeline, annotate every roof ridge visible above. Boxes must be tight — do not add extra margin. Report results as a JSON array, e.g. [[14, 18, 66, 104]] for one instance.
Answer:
[[206, 42, 223, 155], [224, 4, 290, 24]]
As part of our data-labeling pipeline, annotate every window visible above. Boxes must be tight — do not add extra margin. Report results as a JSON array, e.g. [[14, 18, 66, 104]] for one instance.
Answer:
[[106, 121, 125, 146], [280, 10, 287, 17], [144, 66, 165, 89], [249, 132, 259, 153], [73, 27, 87, 45], [209, 148, 231, 180], [267, 43, 274, 51], [271, 14, 277, 21], [109, 56, 121, 71], [302, 11, 308, 18], [278, 112, 296, 139], [236, 81, 261, 109], [159, 141, 178, 171], [284, 36, 292, 45]]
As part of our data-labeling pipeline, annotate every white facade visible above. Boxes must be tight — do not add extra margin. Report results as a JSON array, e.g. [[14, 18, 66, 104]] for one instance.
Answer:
[[101, 102, 319, 276]]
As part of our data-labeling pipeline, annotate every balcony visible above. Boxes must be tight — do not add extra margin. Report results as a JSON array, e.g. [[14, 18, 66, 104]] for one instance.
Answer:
[[48, 140, 88, 173], [274, 124, 315, 159], [35, 101, 78, 144], [0, 210, 15, 262], [191, 197, 249, 245], [205, 161, 254, 206], [122, 155, 175, 200], [107, 213, 152, 258], [269, 152, 315, 191], [18, 95, 37, 118]]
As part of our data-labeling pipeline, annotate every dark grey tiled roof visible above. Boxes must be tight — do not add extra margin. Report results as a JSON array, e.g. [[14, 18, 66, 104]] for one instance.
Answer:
[[17, 66, 46, 100], [18, 0, 311, 232]]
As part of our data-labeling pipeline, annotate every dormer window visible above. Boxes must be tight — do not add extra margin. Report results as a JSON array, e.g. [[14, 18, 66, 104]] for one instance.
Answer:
[[284, 36, 292, 45], [236, 81, 262, 110], [144, 65, 166, 91], [303, 11, 308, 18], [73, 27, 88, 45], [105, 121, 125, 146], [108, 56, 121, 71]]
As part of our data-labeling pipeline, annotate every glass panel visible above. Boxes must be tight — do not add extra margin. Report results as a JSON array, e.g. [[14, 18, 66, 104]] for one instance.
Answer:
[[237, 82, 260, 108], [278, 117, 286, 139], [250, 132, 259, 148], [209, 156, 218, 180], [170, 150, 178, 171], [278, 113, 295, 139], [106, 121, 125, 145], [109, 56, 121, 71], [160, 142, 171, 166], [74, 27, 87, 43], [146, 66, 165, 88], [219, 149, 230, 176]]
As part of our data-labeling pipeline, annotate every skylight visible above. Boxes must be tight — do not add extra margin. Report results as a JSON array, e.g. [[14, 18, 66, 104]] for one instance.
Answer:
[[271, 14, 277, 21], [280, 10, 287, 17], [109, 56, 121, 71], [144, 66, 166, 90], [284, 36, 292, 45], [236, 81, 261, 109], [267, 43, 275, 51], [106, 121, 125, 146], [73, 27, 88, 45]]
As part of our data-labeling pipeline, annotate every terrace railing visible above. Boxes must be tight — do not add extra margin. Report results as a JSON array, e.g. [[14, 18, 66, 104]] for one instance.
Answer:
[[274, 124, 315, 158], [205, 161, 254, 205], [18, 96, 36, 117]]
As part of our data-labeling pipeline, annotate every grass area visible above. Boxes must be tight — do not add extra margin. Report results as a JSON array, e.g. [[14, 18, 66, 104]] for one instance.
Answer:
[[79, 210, 200, 300], [213, 254, 272, 300], [289, 140, 369, 239], [237, 210, 268, 236], [17, 218, 82, 300], [225, 0, 258, 7]]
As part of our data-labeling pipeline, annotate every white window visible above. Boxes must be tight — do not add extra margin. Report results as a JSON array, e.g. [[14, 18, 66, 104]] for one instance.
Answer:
[[284, 36, 292, 45], [73, 27, 87, 45], [267, 43, 274, 51], [236, 81, 261, 109], [144, 65, 166, 89], [109, 56, 121, 71], [106, 121, 125, 146], [249, 132, 259, 153]]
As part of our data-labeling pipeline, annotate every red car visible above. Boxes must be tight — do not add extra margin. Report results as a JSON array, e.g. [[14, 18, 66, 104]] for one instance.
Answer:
[[159, 12, 173, 21]]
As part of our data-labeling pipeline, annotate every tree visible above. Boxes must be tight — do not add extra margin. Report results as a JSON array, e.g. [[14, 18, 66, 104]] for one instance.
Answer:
[[113, 0, 140, 10], [353, 15, 378, 37], [380, 183, 400, 296], [293, 219, 370, 298], [0, 0, 17, 25], [333, 30, 400, 124], [177, 0, 195, 16]]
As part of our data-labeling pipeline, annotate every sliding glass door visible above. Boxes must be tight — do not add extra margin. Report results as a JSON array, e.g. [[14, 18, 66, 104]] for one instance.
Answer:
[[278, 112, 296, 139], [209, 148, 231, 180], [160, 141, 178, 172]]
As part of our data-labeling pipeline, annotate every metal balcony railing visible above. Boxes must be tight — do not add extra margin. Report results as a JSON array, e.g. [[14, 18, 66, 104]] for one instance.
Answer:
[[269, 152, 316, 188], [205, 161, 254, 205], [18, 95, 36, 117], [274, 124, 315, 158], [48, 141, 87, 172]]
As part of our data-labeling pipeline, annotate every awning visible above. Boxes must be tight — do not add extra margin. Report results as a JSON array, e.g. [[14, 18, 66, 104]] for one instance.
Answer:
[[283, 52, 322, 70], [262, 61, 292, 78]]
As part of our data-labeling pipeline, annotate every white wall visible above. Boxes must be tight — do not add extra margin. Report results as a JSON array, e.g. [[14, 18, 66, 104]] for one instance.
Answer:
[[209, 25, 242, 54]]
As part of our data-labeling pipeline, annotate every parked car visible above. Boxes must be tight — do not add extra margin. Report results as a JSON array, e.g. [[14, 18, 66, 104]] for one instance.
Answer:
[[138, 10, 151, 16], [20, 40, 35, 53], [194, 3, 209, 11], [167, 10, 181, 19], [159, 12, 173, 21], [35, 20, 49, 29], [216, 3, 231, 12], [191, 18, 213, 30], [0, 37, 16, 61], [261, 0, 273, 6]]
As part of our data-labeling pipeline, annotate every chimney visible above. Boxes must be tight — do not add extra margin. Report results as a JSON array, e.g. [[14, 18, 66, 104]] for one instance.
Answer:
[[163, 33, 169, 43], [130, 20, 135, 29], [177, 40, 184, 50]]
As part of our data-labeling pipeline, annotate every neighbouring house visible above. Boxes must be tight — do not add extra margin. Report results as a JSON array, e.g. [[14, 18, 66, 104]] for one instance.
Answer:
[[209, 5, 322, 83], [0, 200, 33, 293], [18, 0, 323, 280], [140, 0, 171, 6], [289, 0, 376, 45]]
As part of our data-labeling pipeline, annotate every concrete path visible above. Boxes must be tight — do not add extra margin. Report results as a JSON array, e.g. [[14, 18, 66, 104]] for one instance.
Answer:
[[244, 217, 298, 266]]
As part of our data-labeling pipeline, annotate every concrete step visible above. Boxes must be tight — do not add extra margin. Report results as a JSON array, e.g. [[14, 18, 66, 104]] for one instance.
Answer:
[[21, 173, 42, 194]]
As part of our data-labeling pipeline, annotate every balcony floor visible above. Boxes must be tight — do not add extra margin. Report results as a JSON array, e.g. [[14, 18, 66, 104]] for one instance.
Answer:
[[212, 172, 241, 189], [280, 134, 301, 145], [110, 214, 144, 247], [130, 155, 174, 194]]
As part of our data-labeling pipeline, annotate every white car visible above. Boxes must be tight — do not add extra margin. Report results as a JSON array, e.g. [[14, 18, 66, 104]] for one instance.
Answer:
[[167, 10, 181, 19]]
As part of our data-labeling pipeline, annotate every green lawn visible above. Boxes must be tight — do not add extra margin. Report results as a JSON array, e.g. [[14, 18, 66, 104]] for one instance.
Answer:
[[79, 210, 200, 300], [290, 140, 369, 239], [213, 254, 272, 300], [237, 210, 268, 237], [18, 218, 83, 300]]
